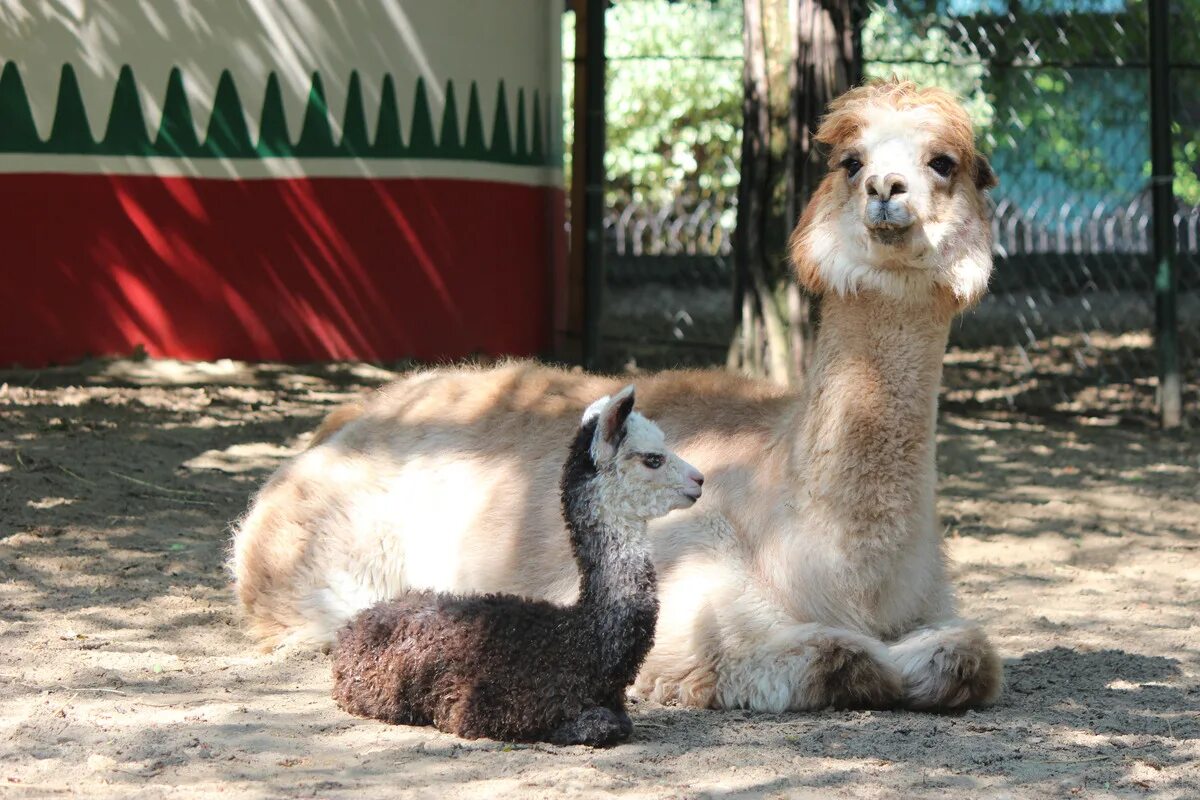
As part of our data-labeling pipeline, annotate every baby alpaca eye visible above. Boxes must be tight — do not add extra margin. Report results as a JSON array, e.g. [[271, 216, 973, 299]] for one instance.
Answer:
[[841, 157, 863, 179], [928, 155, 955, 177], [642, 454, 665, 469]]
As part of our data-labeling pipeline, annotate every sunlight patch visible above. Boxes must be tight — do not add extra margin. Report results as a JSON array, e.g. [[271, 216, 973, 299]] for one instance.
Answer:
[[99, 358, 258, 387], [183, 442, 298, 474], [27, 496, 75, 509]]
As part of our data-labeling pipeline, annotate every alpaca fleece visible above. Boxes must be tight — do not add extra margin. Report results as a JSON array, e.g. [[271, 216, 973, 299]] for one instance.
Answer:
[[331, 409, 664, 745], [234, 78, 1002, 714]]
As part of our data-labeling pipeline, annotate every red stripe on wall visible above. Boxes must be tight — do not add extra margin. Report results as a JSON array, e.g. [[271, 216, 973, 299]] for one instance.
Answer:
[[2, 173, 562, 366]]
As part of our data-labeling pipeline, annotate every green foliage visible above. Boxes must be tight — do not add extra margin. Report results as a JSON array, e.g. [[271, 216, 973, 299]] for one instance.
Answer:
[[861, 11, 992, 129], [564, 0, 743, 207], [1142, 130, 1200, 206], [567, 1, 1200, 209], [862, 1, 1200, 207]]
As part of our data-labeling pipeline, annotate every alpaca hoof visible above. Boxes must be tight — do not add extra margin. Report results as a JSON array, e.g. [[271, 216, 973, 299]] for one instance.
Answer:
[[804, 637, 903, 710], [549, 707, 626, 747], [905, 629, 1002, 711]]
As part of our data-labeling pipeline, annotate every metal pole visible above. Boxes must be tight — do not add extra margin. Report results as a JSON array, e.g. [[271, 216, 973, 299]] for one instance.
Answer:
[[581, 0, 606, 370], [1149, 0, 1182, 428]]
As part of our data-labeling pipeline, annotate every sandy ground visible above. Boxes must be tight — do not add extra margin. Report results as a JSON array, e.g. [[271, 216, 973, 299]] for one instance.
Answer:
[[0, 356, 1197, 799]]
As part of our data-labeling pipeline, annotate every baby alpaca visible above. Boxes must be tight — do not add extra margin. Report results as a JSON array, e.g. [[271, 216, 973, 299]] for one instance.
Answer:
[[331, 386, 704, 745]]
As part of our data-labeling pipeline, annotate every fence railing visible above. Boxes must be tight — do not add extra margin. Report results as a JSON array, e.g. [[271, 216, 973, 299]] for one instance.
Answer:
[[594, 189, 1199, 418], [588, 0, 1198, 421]]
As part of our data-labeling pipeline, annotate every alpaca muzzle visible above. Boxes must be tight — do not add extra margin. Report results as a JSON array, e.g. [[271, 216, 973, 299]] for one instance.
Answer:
[[866, 198, 914, 243]]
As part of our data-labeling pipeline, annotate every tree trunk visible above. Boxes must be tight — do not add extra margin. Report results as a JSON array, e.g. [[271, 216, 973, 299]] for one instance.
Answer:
[[732, 0, 791, 385], [785, 0, 862, 380], [733, 0, 862, 386]]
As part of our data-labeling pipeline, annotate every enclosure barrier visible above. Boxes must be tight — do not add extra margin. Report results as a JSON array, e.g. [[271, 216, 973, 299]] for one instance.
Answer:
[[590, 0, 1198, 424]]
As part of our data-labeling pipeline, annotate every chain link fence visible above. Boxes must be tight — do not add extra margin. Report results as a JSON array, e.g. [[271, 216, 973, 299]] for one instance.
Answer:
[[600, 195, 737, 369], [866, 0, 1199, 420], [590, 1, 1198, 422]]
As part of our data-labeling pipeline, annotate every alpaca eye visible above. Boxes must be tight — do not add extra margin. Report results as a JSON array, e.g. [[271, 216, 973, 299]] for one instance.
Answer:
[[928, 155, 955, 177], [841, 157, 862, 178], [642, 454, 665, 469]]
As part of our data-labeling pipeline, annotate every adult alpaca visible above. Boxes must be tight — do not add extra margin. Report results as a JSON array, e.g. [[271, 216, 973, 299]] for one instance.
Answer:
[[230, 78, 1002, 712]]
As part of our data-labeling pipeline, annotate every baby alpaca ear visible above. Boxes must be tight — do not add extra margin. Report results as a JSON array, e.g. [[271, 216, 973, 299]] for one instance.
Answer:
[[591, 385, 636, 462], [581, 395, 611, 425]]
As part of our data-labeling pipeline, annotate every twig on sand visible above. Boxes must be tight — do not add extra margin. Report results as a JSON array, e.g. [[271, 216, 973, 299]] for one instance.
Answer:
[[108, 470, 216, 506], [7, 680, 126, 696], [1035, 754, 1112, 764], [159, 496, 217, 507], [12, 680, 213, 709], [131, 697, 213, 708], [48, 692, 80, 718], [57, 464, 95, 485], [107, 470, 208, 501]]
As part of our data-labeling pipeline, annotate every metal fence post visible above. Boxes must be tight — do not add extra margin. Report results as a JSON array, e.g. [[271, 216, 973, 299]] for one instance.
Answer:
[[1149, 0, 1183, 428]]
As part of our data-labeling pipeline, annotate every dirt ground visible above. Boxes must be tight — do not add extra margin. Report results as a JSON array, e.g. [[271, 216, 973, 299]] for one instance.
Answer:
[[1, 356, 1197, 799]]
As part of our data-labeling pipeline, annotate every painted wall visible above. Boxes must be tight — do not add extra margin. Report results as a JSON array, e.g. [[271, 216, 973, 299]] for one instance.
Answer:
[[0, 1, 564, 365]]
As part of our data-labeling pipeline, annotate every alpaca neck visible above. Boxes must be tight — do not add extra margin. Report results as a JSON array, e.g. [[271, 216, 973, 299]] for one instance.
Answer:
[[791, 290, 951, 561], [568, 505, 657, 678]]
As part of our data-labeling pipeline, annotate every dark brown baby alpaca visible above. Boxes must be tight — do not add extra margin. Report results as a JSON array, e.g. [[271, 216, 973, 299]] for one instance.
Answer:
[[331, 386, 705, 745]]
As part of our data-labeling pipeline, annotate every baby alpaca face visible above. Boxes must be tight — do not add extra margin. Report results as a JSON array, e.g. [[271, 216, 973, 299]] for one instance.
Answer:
[[585, 386, 705, 521], [612, 413, 704, 518]]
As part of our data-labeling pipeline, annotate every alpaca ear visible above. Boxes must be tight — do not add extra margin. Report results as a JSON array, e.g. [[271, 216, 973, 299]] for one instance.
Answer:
[[974, 154, 997, 190], [591, 385, 636, 462], [581, 395, 611, 425]]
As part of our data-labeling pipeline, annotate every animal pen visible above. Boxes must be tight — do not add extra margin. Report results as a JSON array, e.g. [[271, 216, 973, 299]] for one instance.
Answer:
[[571, 0, 1199, 428], [2, 3, 1199, 798]]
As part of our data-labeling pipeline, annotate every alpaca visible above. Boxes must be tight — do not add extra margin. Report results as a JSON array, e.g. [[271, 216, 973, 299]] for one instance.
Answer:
[[230, 77, 1003, 712], [330, 387, 704, 745]]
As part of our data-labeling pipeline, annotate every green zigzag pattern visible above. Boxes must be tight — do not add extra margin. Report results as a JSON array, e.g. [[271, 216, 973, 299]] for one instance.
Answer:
[[0, 62, 553, 166]]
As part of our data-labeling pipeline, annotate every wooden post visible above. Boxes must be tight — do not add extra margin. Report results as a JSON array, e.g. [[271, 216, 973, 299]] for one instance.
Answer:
[[563, 1, 587, 364], [564, 0, 605, 369]]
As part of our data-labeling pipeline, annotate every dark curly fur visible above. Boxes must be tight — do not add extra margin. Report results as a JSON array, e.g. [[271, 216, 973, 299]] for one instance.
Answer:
[[331, 410, 658, 746]]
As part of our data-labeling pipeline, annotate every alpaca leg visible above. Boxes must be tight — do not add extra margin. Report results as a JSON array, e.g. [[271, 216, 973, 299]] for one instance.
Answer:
[[548, 707, 626, 747], [641, 563, 911, 711], [713, 625, 904, 711], [640, 565, 902, 711], [613, 708, 633, 739], [888, 619, 1002, 711], [623, 621, 898, 713], [602, 693, 633, 739]]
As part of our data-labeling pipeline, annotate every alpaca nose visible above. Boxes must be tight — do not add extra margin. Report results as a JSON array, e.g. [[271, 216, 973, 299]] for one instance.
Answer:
[[866, 173, 907, 201], [689, 468, 704, 487]]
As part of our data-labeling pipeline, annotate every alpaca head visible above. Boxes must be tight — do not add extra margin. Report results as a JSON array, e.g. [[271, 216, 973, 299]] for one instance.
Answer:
[[789, 77, 997, 310], [566, 385, 704, 524]]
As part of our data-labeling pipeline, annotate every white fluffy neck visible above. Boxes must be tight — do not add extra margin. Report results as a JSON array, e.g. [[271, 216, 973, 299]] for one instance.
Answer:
[[790, 290, 950, 560]]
